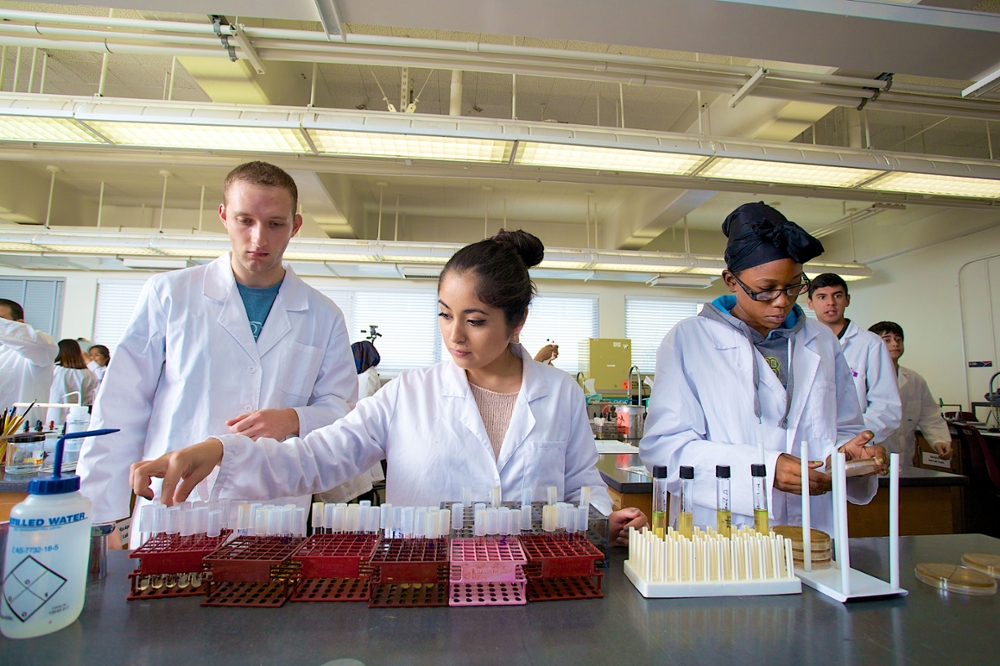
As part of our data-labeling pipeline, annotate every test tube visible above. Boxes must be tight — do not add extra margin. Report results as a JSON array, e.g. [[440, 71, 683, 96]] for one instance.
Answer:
[[716, 465, 731, 538], [265, 506, 279, 536], [546, 486, 558, 506], [751, 463, 769, 534], [474, 509, 487, 537], [651, 465, 668, 539], [521, 487, 532, 508], [542, 505, 558, 533], [237, 503, 252, 536], [153, 503, 167, 536], [346, 504, 359, 532], [380, 503, 392, 530], [194, 505, 209, 536], [462, 486, 473, 507], [509, 508, 521, 534], [577, 504, 589, 534], [392, 506, 403, 537], [181, 506, 196, 538], [426, 509, 439, 538], [332, 504, 346, 533], [219, 499, 231, 529], [521, 503, 533, 531], [324, 504, 336, 533], [413, 507, 427, 537], [451, 503, 463, 532], [400, 506, 415, 538], [312, 502, 325, 535], [678, 466, 694, 539], [293, 507, 306, 538], [474, 502, 486, 515], [440, 509, 451, 537], [279, 506, 293, 537], [207, 509, 222, 538], [556, 503, 569, 532], [357, 504, 370, 532], [254, 506, 269, 536], [579, 486, 591, 511], [486, 508, 499, 535], [489, 486, 501, 508], [138, 505, 154, 546], [499, 507, 511, 536]]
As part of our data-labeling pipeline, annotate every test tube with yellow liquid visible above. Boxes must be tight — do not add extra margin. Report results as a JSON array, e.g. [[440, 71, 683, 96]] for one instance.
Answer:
[[751, 463, 769, 534], [678, 466, 694, 539], [716, 465, 731, 538], [651, 465, 668, 538]]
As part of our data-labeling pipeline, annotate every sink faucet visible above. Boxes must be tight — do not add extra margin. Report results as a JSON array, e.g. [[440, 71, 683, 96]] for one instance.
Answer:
[[627, 365, 642, 406]]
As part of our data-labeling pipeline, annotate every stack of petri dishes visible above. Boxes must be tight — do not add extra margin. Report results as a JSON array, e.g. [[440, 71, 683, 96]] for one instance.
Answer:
[[772, 526, 833, 569]]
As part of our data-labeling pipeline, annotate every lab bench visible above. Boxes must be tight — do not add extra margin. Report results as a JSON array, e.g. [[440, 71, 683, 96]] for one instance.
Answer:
[[1, 534, 998, 665], [0, 471, 34, 521]]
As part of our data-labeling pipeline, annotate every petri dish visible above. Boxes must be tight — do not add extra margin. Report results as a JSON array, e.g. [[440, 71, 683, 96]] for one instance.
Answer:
[[915, 563, 997, 596], [961, 553, 1000, 579], [773, 525, 832, 548]]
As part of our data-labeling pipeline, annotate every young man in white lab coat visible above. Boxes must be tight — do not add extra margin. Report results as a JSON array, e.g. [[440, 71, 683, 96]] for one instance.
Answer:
[[807, 273, 901, 444], [869, 321, 953, 470], [78, 162, 358, 547], [640, 203, 887, 536], [0, 298, 57, 424]]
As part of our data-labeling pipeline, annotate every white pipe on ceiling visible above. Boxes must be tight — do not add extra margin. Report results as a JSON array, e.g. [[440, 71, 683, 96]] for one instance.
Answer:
[[449, 70, 462, 116]]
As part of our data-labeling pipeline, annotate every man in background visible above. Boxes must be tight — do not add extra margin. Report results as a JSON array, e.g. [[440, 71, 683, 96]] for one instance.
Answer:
[[0, 298, 56, 423], [79, 161, 359, 547], [869, 321, 953, 469], [808, 274, 901, 445]]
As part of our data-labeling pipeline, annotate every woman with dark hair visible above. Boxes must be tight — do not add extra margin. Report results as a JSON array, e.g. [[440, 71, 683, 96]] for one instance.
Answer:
[[47, 338, 98, 425], [640, 203, 887, 535], [130, 230, 647, 544], [87, 344, 110, 385]]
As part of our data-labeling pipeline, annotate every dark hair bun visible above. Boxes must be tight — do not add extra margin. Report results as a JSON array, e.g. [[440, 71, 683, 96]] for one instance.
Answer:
[[492, 229, 544, 268]]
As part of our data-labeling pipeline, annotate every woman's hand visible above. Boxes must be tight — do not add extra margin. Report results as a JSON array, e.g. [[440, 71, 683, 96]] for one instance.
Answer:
[[609, 507, 647, 546], [774, 453, 830, 495], [129, 438, 225, 506]]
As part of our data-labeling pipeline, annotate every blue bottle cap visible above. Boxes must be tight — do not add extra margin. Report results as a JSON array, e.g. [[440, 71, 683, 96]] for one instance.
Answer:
[[28, 429, 119, 496]]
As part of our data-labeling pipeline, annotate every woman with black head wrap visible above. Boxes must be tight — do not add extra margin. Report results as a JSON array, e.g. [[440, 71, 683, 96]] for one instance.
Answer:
[[639, 202, 887, 535]]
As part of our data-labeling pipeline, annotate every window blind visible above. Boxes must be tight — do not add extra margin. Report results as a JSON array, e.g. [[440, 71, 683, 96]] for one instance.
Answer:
[[351, 290, 441, 373], [519, 294, 599, 373], [625, 297, 701, 373], [92, 279, 149, 355], [0, 278, 65, 337]]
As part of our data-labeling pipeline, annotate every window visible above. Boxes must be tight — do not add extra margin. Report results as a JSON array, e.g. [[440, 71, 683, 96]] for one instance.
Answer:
[[92, 279, 149, 355], [351, 290, 441, 373], [519, 295, 599, 373], [311, 287, 355, 336], [625, 297, 701, 373], [0, 278, 64, 337]]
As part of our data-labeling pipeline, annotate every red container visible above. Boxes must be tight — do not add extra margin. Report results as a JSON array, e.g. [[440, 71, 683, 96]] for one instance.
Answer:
[[127, 532, 231, 600], [519, 535, 604, 578]]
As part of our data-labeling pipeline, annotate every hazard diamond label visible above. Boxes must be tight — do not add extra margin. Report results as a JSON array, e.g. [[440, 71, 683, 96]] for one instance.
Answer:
[[3, 556, 67, 622]]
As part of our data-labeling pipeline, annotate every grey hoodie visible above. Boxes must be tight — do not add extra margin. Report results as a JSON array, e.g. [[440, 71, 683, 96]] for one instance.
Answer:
[[699, 295, 806, 428]]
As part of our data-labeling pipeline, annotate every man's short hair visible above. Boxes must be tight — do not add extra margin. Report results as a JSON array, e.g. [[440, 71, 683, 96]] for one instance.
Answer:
[[223, 161, 298, 217], [808, 273, 849, 299], [0, 298, 24, 321], [869, 321, 904, 341]]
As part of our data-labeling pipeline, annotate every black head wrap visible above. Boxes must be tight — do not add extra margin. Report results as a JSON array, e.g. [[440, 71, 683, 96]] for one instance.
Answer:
[[722, 202, 824, 273]]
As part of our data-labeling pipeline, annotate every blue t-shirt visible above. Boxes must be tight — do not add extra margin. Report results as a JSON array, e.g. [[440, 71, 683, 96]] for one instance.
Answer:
[[236, 280, 282, 341]]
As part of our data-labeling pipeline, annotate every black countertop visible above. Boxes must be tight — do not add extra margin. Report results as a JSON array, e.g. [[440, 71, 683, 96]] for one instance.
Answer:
[[597, 453, 651, 494], [877, 466, 968, 488], [4, 534, 998, 666], [0, 471, 41, 494]]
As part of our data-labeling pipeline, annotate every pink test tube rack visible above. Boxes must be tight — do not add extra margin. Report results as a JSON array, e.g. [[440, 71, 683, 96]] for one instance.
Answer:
[[448, 537, 528, 607]]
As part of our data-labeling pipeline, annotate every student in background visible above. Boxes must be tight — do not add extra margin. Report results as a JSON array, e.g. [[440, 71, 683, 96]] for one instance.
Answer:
[[0, 298, 57, 423], [807, 273, 901, 444], [47, 339, 98, 425], [869, 321, 953, 469], [87, 344, 110, 385]]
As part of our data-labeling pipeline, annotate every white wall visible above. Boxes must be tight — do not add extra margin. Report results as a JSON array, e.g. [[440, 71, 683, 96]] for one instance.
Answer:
[[847, 224, 1000, 409]]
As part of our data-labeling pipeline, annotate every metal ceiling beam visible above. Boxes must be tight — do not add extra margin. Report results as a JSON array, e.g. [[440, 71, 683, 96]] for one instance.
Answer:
[[313, 0, 345, 41]]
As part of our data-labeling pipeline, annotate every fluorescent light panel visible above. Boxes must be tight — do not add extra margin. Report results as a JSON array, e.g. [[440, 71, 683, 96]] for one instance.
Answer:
[[863, 171, 1000, 199], [702, 158, 880, 188], [379, 255, 450, 264], [0, 242, 40, 251], [85, 121, 310, 153], [156, 248, 228, 258], [283, 251, 377, 262], [537, 260, 592, 270], [0, 116, 101, 144], [517, 142, 707, 176], [41, 245, 161, 256], [309, 130, 511, 163]]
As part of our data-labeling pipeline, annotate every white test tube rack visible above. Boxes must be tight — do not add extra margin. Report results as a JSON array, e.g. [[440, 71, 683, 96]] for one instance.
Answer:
[[623, 526, 802, 598], [794, 449, 908, 602]]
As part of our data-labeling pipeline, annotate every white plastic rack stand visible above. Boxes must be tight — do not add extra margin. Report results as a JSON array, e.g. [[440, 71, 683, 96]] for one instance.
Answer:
[[794, 447, 908, 603], [624, 526, 802, 598]]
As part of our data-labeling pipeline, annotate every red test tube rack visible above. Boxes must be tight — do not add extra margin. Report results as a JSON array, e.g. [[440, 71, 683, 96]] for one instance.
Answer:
[[127, 532, 231, 600], [201, 536, 305, 608], [519, 534, 605, 601], [367, 538, 450, 608], [290, 533, 379, 602]]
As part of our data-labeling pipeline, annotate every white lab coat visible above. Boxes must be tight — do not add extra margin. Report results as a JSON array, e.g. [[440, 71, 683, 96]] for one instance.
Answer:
[[313, 366, 384, 503], [839, 321, 902, 444], [78, 254, 358, 545], [639, 309, 871, 535], [46, 365, 97, 425], [212, 345, 614, 514], [0, 318, 56, 422], [882, 366, 952, 470], [87, 359, 106, 385]]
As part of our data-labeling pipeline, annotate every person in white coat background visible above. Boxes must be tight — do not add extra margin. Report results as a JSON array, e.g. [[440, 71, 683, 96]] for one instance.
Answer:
[[87, 344, 109, 388], [78, 161, 358, 548], [0, 298, 57, 424], [46, 339, 98, 426], [639, 203, 887, 536], [807, 273, 901, 444], [869, 321, 953, 470], [129, 230, 648, 545]]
